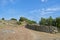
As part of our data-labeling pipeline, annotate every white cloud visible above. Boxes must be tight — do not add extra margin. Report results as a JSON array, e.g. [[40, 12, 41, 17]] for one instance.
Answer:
[[38, 8, 54, 15], [46, 8, 60, 11], [41, 0, 45, 2], [29, 7, 60, 16], [41, 0, 47, 2]]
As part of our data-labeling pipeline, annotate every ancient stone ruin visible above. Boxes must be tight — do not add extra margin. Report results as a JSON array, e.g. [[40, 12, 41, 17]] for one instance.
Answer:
[[25, 24, 58, 34]]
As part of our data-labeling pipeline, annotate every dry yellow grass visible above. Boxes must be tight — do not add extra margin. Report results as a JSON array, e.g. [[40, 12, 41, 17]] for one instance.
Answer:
[[0, 25, 60, 40]]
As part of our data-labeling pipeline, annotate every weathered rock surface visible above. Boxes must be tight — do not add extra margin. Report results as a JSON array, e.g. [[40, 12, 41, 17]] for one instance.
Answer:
[[25, 24, 58, 33]]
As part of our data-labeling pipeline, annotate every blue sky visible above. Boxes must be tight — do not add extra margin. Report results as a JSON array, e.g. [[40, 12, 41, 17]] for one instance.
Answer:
[[0, 0, 60, 22]]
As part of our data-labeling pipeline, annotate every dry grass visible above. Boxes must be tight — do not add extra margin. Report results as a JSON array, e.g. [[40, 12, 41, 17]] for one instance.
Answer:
[[0, 26, 60, 40], [0, 20, 60, 40]]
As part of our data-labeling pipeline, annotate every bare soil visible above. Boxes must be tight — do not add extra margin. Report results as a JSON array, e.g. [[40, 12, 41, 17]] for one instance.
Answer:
[[0, 26, 60, 40]]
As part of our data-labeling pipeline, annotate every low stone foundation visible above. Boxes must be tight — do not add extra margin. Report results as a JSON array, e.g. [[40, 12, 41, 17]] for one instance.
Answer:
[[25, 24, 58, 34]]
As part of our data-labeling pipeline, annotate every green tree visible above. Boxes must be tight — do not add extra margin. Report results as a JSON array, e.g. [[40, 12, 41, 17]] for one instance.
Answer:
[[19, 17, 37, 24], [39, 17, 46, 25], [2, 18, 5, 20], [47, 16, 53, 26], [56, 17, 60, 28], [31, 20, 37, 24], [27, 20, 36, 24], [52, 19, 56, 26], [19, 17, 27, 22], [10, 18, 17, 21]]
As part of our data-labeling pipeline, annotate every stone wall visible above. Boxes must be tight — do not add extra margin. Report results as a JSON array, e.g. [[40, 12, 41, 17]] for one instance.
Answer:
[[25, 24, 58, 33]]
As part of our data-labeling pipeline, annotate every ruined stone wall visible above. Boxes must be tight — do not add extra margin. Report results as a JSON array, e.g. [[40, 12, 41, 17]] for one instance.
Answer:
[[25, 24, 58, 33]]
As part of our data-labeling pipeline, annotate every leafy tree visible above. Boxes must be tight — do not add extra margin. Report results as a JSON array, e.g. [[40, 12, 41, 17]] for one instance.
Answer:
[[2, 18, 5, 20], [27, 20, 37, 24], [39, 17, 46, 25], [19, 17, 27, 22], [52, 19, 56, 26], [39, 16, 53, 26], [56, 17, 60, 28], [39, 16, 60, 27], [10, 18, 17, 21], [47, 16, 53, 26], [19, 17, 37, 24], [31, 20, 37, 24]]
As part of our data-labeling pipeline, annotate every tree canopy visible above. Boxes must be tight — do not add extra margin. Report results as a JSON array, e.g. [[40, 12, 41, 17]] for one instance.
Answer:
[[2, 18, 5, 20], [10, 18, 17, 21], [39, 16, 60, 28], [19, 17, 37, 24]]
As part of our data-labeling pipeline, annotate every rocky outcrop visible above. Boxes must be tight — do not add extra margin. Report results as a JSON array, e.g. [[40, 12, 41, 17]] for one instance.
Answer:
[[39, 25, 58, 33], [25, 24, 58, 33]]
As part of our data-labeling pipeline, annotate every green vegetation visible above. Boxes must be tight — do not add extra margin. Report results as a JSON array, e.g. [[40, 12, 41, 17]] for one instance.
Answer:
[[39, 16, 60, 28], [17, 21, 22, 25], [39, 17, 46, 25], [47, 16, 53, 26], [0, 16, 59, 33], [56, 17, 60, 28], [10, 18, 17, 21], [2, 18, 5, 20], [0, 16, 60, 29], [19, 17, 27, 22], [19, 17, 37, 24]]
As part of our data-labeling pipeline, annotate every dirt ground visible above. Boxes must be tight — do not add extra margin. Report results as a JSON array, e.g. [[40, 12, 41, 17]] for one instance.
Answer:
[[0, 26, 60, 40]]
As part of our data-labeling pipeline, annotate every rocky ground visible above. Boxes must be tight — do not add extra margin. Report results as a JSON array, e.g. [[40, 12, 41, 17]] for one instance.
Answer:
[[0, 26, 60, 40]]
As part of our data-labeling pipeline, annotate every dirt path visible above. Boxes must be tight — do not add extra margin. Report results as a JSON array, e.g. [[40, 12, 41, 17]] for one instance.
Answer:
[[0, 26, 60, 40], [0, 26, 34, 40], [23, 26, 60, 40]]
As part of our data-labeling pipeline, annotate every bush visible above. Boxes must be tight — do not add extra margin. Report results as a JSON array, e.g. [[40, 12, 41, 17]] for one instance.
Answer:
[[19, 17, 28, 22], [17, 21, 21, 25], [27, 20, 36, 24], [10, 18, 17, 21], [19, 17, 37, 24], [2, 18, 5, 20]]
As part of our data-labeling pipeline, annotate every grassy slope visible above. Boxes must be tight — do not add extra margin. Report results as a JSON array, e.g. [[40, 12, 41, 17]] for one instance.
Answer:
[[0, 20, 60, 40]]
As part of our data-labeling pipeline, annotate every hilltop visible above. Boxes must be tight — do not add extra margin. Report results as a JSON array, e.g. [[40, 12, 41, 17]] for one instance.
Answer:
[[0, 19, 60, 40]]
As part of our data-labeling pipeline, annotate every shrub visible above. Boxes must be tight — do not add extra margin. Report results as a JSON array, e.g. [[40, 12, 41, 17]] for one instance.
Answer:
[[17, 21, 21, 25], [10, 18, 17, 21], [2, 18, 5, 20], [19, 17, 37, 24]]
